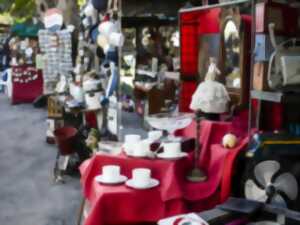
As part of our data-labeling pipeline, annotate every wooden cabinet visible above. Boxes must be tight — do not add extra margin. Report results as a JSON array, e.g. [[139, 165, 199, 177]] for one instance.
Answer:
[[253, 63, 269, 91], [256, 1, 299, 35]]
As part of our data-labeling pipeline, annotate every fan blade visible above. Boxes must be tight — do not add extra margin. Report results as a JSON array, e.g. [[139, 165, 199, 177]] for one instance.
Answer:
[[273, 173, 298, 200], [245, 179, 268, 202], [270, 193, 287, 208], [254, 161, 280, 188]]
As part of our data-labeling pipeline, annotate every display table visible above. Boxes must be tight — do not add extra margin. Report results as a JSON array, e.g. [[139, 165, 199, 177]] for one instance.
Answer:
[[80, 153, 191, 225], [11, 65, 43, 104], [79, 127, 248, 225]]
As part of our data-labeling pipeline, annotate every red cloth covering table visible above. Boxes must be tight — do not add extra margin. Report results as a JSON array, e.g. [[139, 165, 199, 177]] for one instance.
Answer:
[[80, 120, 249, 225], [80, 153, 190, 225], [11, 65, 43, 104]]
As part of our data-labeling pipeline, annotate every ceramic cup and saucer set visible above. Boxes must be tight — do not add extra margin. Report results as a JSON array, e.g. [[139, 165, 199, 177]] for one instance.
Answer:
[[156, 142, 188, 160], [123, 131, 163, 158], [126, 168, 160, 189], [95, 165, 128, 185], [95, 166, 159, 189]]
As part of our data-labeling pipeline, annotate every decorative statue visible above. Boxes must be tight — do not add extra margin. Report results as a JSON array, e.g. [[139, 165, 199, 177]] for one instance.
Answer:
[[85, 128, 100, 154], [190, 57, 230, 120]]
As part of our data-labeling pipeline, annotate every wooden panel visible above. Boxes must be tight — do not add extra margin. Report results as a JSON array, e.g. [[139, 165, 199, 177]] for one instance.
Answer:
[[48, 96, 64, 119], [253, 62, 269, 91], [256, 2, 299, 35]]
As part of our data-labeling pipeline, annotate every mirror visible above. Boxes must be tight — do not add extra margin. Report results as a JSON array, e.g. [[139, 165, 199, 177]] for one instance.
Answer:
[[219, 6, 251, 107], [223, 20, 241, 89]]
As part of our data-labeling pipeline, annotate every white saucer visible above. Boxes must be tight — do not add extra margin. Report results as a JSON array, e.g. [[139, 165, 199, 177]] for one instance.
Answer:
[[95, 175, 128, 185], [125, 151, 150, 158], [125, 178, 160, 190], [157, 152, 188, 160]]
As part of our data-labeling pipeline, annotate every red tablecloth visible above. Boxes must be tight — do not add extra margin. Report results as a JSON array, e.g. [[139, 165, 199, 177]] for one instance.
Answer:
[[80, 120, 249, 225], [80, 154, 190, 225]]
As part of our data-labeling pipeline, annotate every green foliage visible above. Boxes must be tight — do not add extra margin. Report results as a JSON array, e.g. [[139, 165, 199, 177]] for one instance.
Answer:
[[78, 0, 87, 7], [0, 0, 36, 22], [0, 0, 84, 23]]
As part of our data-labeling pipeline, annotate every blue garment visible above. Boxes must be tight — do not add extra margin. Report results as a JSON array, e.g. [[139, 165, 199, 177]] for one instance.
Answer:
[[92, 0, 108, 11]]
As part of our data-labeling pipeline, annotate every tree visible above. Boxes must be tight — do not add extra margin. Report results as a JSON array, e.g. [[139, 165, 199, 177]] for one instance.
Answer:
[[0, 0, 85, 27]]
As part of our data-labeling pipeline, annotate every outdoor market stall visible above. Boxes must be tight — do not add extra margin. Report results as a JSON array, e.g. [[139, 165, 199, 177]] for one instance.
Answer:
[[75, 0, 300, 225], [78, 117, 249, 225], [9, 22, 43, 104]]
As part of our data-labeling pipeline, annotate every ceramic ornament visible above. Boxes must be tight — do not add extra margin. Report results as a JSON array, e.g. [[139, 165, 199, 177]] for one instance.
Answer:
[[82, 17, 90, 28], [25, 48, 33, 58], [171, 31, 180, 47], [222, 133, 238, 149], [98, 21, 118, 37], [109, 32, 125, 47], [190, 58, 230, 113], [84, 3, 96, 17]]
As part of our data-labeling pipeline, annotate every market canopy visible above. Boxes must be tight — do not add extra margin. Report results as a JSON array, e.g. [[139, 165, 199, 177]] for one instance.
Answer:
[[11, 23, 43, 38]]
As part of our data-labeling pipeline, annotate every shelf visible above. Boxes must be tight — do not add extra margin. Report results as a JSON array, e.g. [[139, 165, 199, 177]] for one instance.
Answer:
[[251, 90, 300, 104], [251, 90, 283, 103]]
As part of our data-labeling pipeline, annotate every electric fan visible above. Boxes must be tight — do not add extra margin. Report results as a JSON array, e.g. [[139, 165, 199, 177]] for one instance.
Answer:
[[244, 160, 299, 225], [245, 160, 298, 207]]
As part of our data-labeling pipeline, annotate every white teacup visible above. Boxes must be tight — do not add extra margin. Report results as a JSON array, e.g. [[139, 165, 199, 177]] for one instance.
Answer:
[[132, 141, 149, 157], [163, 142, 181, 157], [109, 32, 125, 47], [148, 130, 163, 142], [124, 135, 141, 154], [102, 165, 121, 182], [132, 168, 151, 187]]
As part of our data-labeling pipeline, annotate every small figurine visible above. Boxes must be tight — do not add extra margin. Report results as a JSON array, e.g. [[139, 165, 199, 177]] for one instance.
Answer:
[[85, 128, 100, 154], [55, 75, 68, 94], [190, 57, 230, 120]]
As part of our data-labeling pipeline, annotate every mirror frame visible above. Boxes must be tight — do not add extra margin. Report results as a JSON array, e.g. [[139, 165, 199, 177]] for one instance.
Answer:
[[220, 7, 248, 107]]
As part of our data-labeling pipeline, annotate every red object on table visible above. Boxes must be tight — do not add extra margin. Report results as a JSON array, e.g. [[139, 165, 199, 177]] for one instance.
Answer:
[[11, 65, 43, 104], [80, 120, 248, 225]]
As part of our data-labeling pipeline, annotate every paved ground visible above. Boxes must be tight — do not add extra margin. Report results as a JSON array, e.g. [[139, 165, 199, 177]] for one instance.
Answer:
[[0, 94, 147, 225], [0, 94, 81, 225]]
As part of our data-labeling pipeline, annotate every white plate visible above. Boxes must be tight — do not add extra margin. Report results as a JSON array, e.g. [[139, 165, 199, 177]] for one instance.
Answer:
[[156, 152, 188, 160], [125, 150, 151, 158], [127, 153, 150, 158], [95, 175, 128, 185], [125, 178, 160, 190]]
